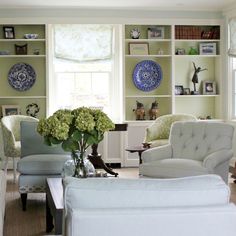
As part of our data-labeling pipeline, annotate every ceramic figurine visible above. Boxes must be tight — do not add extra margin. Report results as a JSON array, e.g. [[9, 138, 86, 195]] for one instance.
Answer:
[[133, 101, 145, 120], [130, 28, 140, 39], [149, 100, 159, 120]]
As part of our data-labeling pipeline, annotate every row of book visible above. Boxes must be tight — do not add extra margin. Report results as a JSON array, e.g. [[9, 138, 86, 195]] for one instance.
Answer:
[[175, 26, 220, 40]]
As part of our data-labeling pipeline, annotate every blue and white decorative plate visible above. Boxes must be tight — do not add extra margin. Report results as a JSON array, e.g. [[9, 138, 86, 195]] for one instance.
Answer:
[[8, 63, 36, 91], [132, 60, 162, 92]]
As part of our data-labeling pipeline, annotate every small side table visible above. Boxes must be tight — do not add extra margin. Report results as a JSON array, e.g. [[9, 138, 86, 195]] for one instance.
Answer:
[[46, 178, 63, 235], [125, 146, 150, 164]]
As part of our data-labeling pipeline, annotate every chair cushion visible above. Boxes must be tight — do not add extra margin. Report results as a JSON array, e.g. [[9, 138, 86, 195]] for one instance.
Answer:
[[139, 158, 210, 178], [17, 154, 71, 175]]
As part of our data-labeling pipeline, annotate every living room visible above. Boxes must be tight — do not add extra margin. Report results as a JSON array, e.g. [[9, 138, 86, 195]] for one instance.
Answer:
[[1, 0, 236, 235]]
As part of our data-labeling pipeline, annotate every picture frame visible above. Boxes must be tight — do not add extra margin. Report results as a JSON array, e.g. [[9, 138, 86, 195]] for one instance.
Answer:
[[184, 88, 191, 95], [2, 105, 20, 116], [175, 85, 184, 95], [147, 27, 164, 39], [199, 43, 216, 55], [202, 80, 216, 95], [129, 42, 149, 55], [3, 26, 15, 39]]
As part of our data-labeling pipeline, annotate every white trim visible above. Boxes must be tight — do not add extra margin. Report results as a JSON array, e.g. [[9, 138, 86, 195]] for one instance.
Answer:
[[232, 69, 236, 119], [47, 24, 55, 116]]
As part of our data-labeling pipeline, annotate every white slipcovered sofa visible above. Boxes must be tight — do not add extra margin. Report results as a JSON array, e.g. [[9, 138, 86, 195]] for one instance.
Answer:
[[0, 170, 6, 236], [63, 175, 236, 236]]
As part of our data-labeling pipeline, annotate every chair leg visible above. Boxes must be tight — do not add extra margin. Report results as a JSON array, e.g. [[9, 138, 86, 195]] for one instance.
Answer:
[[21, 193, 27, 211], [4, 156, 9, 174], [12, 157, 17, 183]]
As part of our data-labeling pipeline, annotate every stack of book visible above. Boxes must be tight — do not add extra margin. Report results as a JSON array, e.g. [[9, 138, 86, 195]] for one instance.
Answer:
[[175, 26, 220, 40]]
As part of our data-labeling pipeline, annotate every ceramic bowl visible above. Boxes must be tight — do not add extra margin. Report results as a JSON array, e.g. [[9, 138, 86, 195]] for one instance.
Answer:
[[24, 34, 38, 39]]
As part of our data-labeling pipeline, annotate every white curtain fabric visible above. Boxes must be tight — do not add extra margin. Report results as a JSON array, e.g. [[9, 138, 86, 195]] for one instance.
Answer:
[[54, 24, 113, 61], [228, 18, 236, 57]]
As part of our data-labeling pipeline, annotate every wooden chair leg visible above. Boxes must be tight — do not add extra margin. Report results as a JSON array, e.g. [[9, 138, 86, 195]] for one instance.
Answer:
[[21, 193, 27, 211], [13, 157, 17, 183], [4, 156, 9, 174]]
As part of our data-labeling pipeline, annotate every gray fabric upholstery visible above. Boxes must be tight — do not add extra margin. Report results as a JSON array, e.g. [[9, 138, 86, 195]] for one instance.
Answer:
[[20, 121, 67, 157], [17, 154, 70, 175], [18, 121, 71, 196], [18, 175, 61, 193], [140, 121, 234, 183]]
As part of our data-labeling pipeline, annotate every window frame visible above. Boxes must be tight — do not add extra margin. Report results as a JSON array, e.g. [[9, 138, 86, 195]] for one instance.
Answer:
[[47, 24, 122, 122]]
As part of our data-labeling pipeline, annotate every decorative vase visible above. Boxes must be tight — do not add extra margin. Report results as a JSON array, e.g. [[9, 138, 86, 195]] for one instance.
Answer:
[[62, 151, 96, 178]]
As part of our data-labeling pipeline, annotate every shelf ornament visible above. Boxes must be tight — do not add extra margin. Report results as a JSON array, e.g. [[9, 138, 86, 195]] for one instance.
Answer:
[[132, 60, 163, 92], [149, 101, 159, 120], [133, 101, 145, 120], [191, 62, 207, 95], [8, 63, 36, 91]]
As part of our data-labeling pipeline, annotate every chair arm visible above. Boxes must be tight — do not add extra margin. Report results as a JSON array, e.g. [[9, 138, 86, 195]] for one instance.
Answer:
[[142, 144, 172, 163], [203, 149, 233, 170]]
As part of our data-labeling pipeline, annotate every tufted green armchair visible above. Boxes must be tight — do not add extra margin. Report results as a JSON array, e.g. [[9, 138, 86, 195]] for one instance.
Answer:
[[1, 115, 38, 182], [143, 114, 197, 148]]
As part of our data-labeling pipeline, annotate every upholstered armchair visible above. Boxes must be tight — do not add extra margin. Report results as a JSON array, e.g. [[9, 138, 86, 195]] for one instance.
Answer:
[[143, 114, 197, 148], [17, 121, 71, 210], [140, 121, 234, 183], [1, 115, 38, 182]]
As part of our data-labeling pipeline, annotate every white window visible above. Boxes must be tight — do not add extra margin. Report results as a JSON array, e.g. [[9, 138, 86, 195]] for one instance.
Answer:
[[48, 24, 122, 122], [232, 58, 236, 118]]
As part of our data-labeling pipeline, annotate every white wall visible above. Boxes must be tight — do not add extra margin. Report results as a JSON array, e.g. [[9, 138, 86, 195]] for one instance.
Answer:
[[0, 8, 223, 24]]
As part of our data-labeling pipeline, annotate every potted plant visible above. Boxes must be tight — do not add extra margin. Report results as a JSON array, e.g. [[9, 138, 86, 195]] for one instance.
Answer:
[[37, 107, 115, 177]]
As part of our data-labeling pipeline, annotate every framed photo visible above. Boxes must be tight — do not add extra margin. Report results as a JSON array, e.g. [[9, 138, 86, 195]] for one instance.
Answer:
[[202, 80, 216, 95], [147, 27, 164, 39], [3, 26, 15, 39], [199, 43, 216, 55], [184, 88, 191, 95], [2, 105, 20, 116], [129, 42, 149, 55], [175, 85, 184, 95]]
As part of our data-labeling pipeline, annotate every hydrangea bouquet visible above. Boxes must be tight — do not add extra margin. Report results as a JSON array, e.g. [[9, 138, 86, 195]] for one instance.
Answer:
[[37, 107, 115, 177]]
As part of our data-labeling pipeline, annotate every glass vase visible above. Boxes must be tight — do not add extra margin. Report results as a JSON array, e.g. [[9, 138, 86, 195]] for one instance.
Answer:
[[62, 151, 96, 178]]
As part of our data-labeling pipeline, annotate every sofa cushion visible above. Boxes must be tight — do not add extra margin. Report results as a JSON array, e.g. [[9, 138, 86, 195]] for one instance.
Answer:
[[139, 158, 210, 178], [63, 174, 230, 210], [17, 154, 71, 175]]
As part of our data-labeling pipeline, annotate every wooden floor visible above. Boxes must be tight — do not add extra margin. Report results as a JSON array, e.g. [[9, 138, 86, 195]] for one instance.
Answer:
[[3, 168, 236, 236]]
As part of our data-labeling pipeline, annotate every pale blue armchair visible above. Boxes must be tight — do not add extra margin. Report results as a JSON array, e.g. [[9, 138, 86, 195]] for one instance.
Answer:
[[17, 121, 71, 210]]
